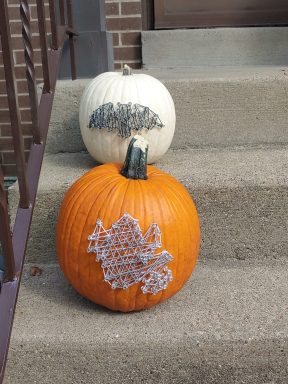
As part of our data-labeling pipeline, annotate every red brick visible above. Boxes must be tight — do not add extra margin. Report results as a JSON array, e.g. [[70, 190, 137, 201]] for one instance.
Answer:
[[11, 36, 41, 50], [105, 2, 120, 16], [114, 62, 122, 70], [9, 20, 40, 35], [121, 32, 141, 46], [1, 1, 50, 175], [30, 4, 50, 20], [121, 2, 141, 15], [2, 150, 29, 164], [14, 49, 42, 65], [0, 81, 7, 95], [16, 80, 29, 94], [106, 17, 141, 31], [8, 6, 20, 20], [9, 19, 50, 35], [112, 33, 120, 46], [0, 122, 33, 136], [0, 108, 32, 123], [0, 94, 32, 109], [0, 136, 32, 150], [0, 65, 43, 80], [20, 108, 32, 121], [1, 164, 17, 176], [9, 0, 36, 4], [114, 46, 142, 61], [0, 35, 41, 51], [0, 80, 28, 96]]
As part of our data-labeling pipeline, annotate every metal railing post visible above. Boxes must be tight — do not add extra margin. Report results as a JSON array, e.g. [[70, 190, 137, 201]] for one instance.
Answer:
[[20, 0, 41, 144], [0, 170, 15, 282], [37, 0, 51, 93]]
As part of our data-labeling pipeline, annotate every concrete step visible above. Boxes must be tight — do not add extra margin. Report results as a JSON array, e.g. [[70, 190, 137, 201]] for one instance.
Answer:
[[142, 28, 288, 68], [47, 67, 288, 153], [4, 261, 288, 383], [9, 145, 288, 264]]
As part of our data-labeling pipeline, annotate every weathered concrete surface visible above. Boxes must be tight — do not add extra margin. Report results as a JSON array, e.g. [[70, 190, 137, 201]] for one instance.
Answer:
[[46, 80, 88, 154], [46, 67, 288, 153], [8, 146, 288, 263], [163, 68, 288, 149], [142, 28, 288, 68], [4, 261, 288, 384]]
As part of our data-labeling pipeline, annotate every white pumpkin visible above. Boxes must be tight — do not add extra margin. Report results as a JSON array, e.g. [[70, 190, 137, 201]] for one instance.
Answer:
[[79, 65, 176, 164]]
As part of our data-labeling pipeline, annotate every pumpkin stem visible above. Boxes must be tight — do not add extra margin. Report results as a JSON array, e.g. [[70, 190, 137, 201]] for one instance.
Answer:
[[122, 64, 132, 76], [121, 135, 148, 180]]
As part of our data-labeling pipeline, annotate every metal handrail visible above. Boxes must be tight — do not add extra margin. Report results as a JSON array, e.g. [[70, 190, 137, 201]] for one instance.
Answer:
[[0, 0, 76, 381]]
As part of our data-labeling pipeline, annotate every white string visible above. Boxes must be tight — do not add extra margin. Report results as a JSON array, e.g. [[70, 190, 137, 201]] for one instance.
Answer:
[[88, 213, 173, 294]]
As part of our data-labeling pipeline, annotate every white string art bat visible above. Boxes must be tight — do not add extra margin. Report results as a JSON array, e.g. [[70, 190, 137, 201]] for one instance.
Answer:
[[88, 213, 173, 295]]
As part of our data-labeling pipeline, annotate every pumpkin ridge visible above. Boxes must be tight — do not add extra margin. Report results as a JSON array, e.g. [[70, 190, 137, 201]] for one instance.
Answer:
[[58, 171, 110, 257], [112, 177, 133, 311], [157, 181, 187, 292], [60, 173, 120, 280], [120, 180, 137, 312], [133, 179, 148, 311], [59, 168, 109, 218], [58, 175, 100, 272], [145, 179, 181, 306], [89, 76, 119, 162], [64, 174, 121, 293], [144, 180, 167, 308], [101, 180, 132, 310], [93, 74, 116, 107], [115, 75, 127, 162], [76, 176, 124, 300], [151, 178, 200, 285], [80, 74, 111, 129], [146, 166, 173, 179]]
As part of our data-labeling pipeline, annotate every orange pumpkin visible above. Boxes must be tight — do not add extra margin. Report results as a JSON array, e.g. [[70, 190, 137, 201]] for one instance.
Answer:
[[56, 136, 200, 312]]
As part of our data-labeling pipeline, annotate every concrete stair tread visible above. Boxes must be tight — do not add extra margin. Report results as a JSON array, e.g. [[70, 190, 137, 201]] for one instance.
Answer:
[[35, 145, 288, 191], [5, 261, 288, 383], [137, 65, 288, 82]]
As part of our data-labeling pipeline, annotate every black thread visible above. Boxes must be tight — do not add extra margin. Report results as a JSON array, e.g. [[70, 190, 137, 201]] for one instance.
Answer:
[[89, 102, 164, 139]]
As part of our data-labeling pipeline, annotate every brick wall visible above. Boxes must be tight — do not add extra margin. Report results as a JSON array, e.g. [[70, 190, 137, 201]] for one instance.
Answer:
[[105, 0, 143, 69], [0, 0, 50, 176], [0, 0, 144, 176]]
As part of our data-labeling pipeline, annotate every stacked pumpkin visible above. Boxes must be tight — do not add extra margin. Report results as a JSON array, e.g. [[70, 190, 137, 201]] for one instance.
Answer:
[[57, 65, 200, 312]]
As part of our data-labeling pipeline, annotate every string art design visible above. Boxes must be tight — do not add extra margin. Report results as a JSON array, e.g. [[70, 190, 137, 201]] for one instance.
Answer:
[[88, 102, 164, 139], [87, 213, 173, 295]]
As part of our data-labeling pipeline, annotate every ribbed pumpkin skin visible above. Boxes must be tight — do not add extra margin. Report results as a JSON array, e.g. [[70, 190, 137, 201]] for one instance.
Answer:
[[56, 164, 200, 312]]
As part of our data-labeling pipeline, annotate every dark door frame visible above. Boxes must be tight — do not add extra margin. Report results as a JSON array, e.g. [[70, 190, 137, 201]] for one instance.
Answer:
[[142, 0, 154, 30], [143, 0, 288, 30]]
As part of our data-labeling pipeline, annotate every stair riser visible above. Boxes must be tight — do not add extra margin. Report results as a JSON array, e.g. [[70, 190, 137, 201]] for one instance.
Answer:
[[5, 340, 288, 384], [47, 78, 288, 154], [166, 78, 288, 149], [142, 28, 288, 68], [16, 186, 288, 263]]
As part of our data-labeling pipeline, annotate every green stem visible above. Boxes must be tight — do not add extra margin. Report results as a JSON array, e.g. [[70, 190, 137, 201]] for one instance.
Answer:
[[120, 135, 148, 180]]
